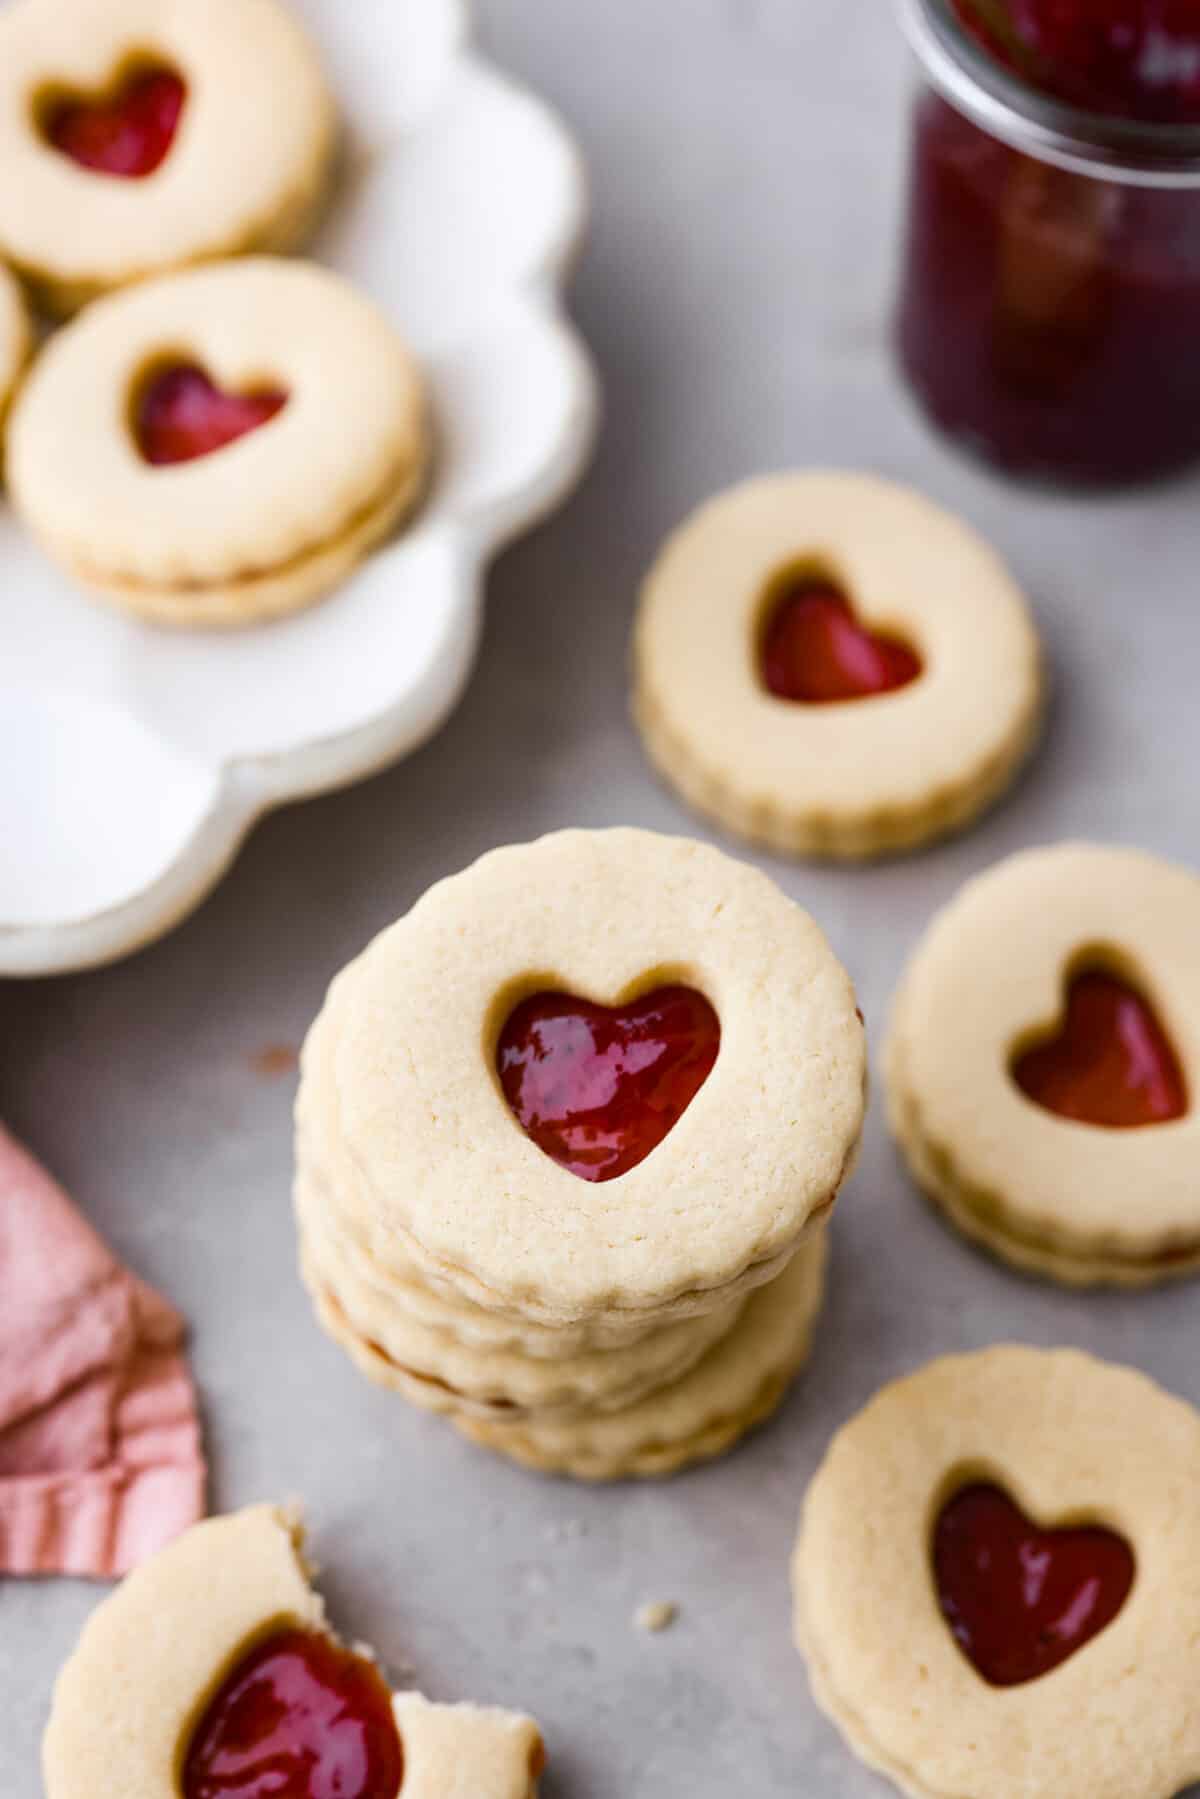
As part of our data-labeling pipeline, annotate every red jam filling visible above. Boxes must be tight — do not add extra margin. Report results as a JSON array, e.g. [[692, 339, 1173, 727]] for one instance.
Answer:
[[760, 580, 922, 704], [181, 1628, 403, 1799], [953, 1, 1200, 123], [934, 1483, 1135, 1687], [135, 364, 288, 467], [43, 68, 186, 178], [1012, 968, 1188, 1128], [496, 985, 720, 1182]]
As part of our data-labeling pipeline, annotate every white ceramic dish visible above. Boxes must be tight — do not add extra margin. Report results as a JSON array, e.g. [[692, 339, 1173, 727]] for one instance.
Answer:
[[0, 0, 597, 977]]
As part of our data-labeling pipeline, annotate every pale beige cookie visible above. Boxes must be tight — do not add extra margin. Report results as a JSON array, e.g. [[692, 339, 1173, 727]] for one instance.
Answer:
[[0, 0, 335, 315], [297, 828, 865, 1327], [43, 1503, 545, 1799], [793, 1347, 1200, 1799], [6, 257, 429, 628], [0, 263, 31, 432], [453, 1229, 827, 1480], [299, 1174, 745, 1420], [394, 1693, 544, 1799], [633, 472, 1043, 860], [886, 842, 1200, 1286]]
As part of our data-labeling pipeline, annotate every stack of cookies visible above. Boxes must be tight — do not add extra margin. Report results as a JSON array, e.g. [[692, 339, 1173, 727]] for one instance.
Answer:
[[295, 828, 866, 1479]]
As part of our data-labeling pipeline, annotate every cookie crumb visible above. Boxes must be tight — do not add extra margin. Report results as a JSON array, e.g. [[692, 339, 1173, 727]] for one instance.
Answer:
[[634, 1600, 677, 1634], [251, 1043, 299, 1077]]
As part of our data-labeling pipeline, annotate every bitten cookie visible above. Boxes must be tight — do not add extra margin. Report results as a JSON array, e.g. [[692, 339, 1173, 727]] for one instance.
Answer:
[[43, 1505, 545, 1799], [886, 842, 1200, 1286], [298, 828, 865, 1326], [793, 1347, 1200, 1799], [0, 263, 31, 432], [0, 0, 335, 315], [633, 472, 1043, 859], [6, 257, 429, 628]]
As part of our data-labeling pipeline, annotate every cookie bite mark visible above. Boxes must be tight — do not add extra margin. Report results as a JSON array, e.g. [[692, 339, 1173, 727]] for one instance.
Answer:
[[759, 567, 922, 705], [495, 985, 720, 1182], [933, 1482, 1135, 1687], [133, 360, 288, 466], [1011, 962, 1188, 1129], [182, 1627, 403, 1799], [37, 61, 186, 178]]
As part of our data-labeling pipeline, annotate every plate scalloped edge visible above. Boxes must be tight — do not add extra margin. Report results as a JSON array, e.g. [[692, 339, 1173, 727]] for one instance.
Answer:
[[0, 0, 599, 977]]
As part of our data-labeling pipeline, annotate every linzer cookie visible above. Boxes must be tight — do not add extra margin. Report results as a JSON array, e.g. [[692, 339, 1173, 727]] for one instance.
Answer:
[[886, 842, 1200, 1286], [295, 828, 865, 1476], [793, 1348, 1200, 1799], [6, 257, 429, 628], [43, 1505, 546, 1799], [633, 472, 1043, 859], [0, 0, 335, 315]]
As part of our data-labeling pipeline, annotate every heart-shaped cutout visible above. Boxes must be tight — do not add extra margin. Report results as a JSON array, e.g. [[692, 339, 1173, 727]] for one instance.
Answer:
[[182, 1628, 403, 1799], [41, 66, 186, 178], [934, 1482, 1135, 1687], [760, 577, 922, 704], [1012, 967, 1188, 1128], [496, 985, 720, 1183], [134, 363, 289, 467]]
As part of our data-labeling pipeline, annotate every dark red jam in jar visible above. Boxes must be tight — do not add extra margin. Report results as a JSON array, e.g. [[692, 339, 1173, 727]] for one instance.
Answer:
[[895, 0, 1200, 484]]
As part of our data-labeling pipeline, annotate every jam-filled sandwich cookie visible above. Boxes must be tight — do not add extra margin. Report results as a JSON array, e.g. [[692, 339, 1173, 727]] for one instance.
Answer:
[[296, 828, 865, 1475], [793, 1347, 1200, 1799], [633, 472, 1043, 860], [43, 1505, 546, 1799], [887, 842, 1200, 1286], [0, 264, 31, 431], [0, 0, 335, 316], [6, 257, 429, 628]]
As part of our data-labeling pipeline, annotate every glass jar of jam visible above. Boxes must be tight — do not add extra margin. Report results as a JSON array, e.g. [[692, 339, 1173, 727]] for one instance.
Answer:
[[895, 0, 1200, 486]]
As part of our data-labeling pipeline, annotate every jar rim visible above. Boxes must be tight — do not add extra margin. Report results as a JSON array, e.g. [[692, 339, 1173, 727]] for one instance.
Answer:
[[899, 0, 1200, 186]]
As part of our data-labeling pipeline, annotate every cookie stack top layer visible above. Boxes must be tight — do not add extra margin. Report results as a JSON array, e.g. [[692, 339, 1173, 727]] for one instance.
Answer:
[[297, 827, 866, 1329]]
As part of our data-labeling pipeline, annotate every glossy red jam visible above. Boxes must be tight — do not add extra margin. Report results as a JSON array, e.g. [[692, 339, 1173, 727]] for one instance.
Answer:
[[934, 1483, 1135, 1686], [898, 4, 1200, 485], [44, 68, 185, 178], [135, 364, 288, 466], [760, 580, 921, 704], [496, 986, 720, 1182], [181, 1628, 403, 1799], [1012, 968, 1188, 1127]]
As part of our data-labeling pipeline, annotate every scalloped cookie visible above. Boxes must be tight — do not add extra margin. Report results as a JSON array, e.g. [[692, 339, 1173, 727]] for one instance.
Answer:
[[0, 0, 335, 315], [793, 1347, 1200, 1799], [43, 1504, 545, 1799], [887, 843, 1200, 1286], [6, 257, 429, 628], [634, 472, 1043, 860]]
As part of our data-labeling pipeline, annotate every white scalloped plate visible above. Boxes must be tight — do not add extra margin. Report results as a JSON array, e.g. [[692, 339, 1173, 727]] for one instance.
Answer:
[[0, 0, 597, 976]]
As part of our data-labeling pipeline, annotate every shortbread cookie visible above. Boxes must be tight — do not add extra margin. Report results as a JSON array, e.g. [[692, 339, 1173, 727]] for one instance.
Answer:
[[0, 263, 31, 433], [633, 472, 1043, 859], [7, 257, 429, 628], [44, 1504, 545, 1799], [298, 1173, 745, 1419], [887, 843, 1200, 1286], [793, 1347, 1200, 1799], [297, 829, 865, 1327], [0, 0, 335, 315], [453, 1229, 827, 1480]]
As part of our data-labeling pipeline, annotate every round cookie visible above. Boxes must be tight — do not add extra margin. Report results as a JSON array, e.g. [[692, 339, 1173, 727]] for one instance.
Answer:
[[43, 1504, 545, 1799], [793, 1347, 1200, 1799], [6, 257, 429, 628], [0, 0, 335, 315], [0, 263, 31, 432], [633, 472, 1043, 860], [297, 828, 866, 1327], [453, 1229, 827, 1480], [886, 842, 1200, 1285], [297, 1170, 746, 1419]]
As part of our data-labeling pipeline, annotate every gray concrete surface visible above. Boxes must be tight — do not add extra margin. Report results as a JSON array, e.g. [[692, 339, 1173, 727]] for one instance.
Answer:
[[3, 2, 1198, 1793]]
